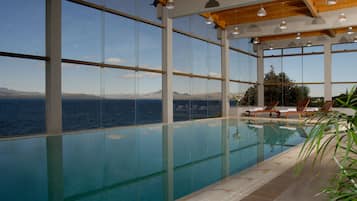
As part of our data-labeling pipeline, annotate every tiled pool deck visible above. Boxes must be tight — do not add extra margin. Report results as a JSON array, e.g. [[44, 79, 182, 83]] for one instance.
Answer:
[[178, 117, 337, 201]]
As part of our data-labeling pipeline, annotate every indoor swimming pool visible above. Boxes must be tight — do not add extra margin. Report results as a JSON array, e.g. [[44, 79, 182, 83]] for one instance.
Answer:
[[0, 118, 308, 201]]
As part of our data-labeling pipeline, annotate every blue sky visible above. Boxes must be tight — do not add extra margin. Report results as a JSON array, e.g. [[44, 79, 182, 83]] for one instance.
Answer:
[[0, 0, 356, 97]]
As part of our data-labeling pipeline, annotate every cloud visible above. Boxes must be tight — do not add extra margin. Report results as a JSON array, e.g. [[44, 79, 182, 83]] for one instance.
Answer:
[[121, 72, 161, 79], [208, 72, 221, 77], [105, 57, 124, 65]]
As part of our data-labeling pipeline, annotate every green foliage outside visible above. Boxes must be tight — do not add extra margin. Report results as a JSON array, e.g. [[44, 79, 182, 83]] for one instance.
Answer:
[[240, 65, 324, 107]]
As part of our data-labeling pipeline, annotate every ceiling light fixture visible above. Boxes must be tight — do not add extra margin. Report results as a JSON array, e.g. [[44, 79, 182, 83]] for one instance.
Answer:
[[347, 26, 354, 35], [257, 5, 267, 17], [269, 44, 274, 50], [354, 35, 357, 43], [296, 32, 301, 40], [232, 26, 240, 35], [205, 16, 214, 25], [338, 13, 347, 22], [253, 37, 260, 44], [166, 0, 175, 9], [306, 41, 312, 47], [327, 0, 337, 5], [280, 20, 288, 30], [205, 0, 220, 8]]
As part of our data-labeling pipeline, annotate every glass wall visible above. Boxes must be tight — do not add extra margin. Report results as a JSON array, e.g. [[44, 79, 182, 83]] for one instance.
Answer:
[[263, 46, 324, 107], [332, 43, 357, 107], [62, 0, 162, 131], [172, 21, 222, 121], [229, 42, 258, 107], [0, 0, 46, 136]]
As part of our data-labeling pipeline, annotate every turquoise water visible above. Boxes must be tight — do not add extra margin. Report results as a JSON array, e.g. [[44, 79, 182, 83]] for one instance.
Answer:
[[0, 119, 308, 201]]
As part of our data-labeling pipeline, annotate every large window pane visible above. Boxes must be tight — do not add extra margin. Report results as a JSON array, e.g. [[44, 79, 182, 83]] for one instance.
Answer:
[[173, 33, 192, 73], [240, 83, 257, 106], [62, 1, 102, 62], [102, 68, 136, 127], [332, 43, 357, 51], [0, 57, 45, 136], [0, 0, 45, 56], [303, 54, 324, 82], [332, 84, 357, 107], [138, 22, 162, 69], [173, 76, 191, 121], [173, 15, 219, 43], [303, 45, 323, 53], [191, 78, 207, 119], [208, 45, 221, 78], [105, 0, 161, 23], [332, 52, 357, 82], [192, 39, 208, 75], [136, 72, 162, 124], [62, 64, 101, 131], [207, 80, 222, 118], [283, 56, 302, 83], [230, 38, 254, 54], [104, 13, 136, 67], [299, 84, 324, 107]]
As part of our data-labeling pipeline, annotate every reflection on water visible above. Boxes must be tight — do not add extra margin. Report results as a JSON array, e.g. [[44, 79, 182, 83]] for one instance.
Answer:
[[0, 119, 307, 201]]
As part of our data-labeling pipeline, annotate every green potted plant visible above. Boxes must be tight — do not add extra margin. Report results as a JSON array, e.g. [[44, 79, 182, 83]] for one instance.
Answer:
[[298, 86, 357, 200]]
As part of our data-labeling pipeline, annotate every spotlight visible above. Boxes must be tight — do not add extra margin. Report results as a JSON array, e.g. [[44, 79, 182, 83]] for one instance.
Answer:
[[269, 44, 274, 50], [166, 0, 175, 9], [327, 0, 337, 5], [205, 16, 214, 25], [279, 20, 288, 30], [347, 26, 354, 35], [354, 36, 357, 43], [306, 41, 312, 47], [296, 32, 301, 40], [338, 13, 347, 23], [232, 26, 240, 35], [257, 5, 267, 17], [253, 37, 260, 44]]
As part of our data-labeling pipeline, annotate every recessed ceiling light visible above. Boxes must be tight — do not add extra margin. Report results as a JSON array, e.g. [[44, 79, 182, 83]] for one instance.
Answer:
[[253, 37, 260, 44], [306, 41, 312, 47], [257, 5, 267, 17], [205, 0, 220, 8], [338, 13, 347, 22], [296, 32, 301, 40], [166, 0, 175, 9], [279, 20, 288, 30], [347, 26, 354, 35], [205, 16, 214, 25], [327, 0, 337, 5], [232, 26, 240, 35]]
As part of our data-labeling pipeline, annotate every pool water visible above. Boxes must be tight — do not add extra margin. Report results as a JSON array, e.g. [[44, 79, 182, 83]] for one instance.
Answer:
[[0, 119, 308, 201]]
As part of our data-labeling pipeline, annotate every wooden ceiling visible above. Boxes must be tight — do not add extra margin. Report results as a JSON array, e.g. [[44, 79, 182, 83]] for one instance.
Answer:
[[203, 0, 357, 28]]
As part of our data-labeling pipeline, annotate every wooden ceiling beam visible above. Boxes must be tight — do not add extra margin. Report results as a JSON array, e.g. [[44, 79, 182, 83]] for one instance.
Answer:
[[259, 26, 357, 42], [302, 0, 319, 17], [325, 29, 336, 38]]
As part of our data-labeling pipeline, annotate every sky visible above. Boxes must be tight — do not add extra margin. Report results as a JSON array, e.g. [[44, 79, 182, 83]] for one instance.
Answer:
[[0, 0, 356, 98]]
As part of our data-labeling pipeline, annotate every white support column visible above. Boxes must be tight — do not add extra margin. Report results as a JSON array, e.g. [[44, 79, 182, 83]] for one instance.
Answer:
[[221, 30, 230, 117], [324, 42, 332, 101], [257, 45, 264, 107], [162, 125, 174, 201], [46, 0, 62, 134], [162, 6, 174, 124]]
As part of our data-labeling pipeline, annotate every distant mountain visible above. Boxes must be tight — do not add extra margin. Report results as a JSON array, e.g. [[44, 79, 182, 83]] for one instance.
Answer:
[[0, 87, 43, 99], [0, 88, 221, 100]]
